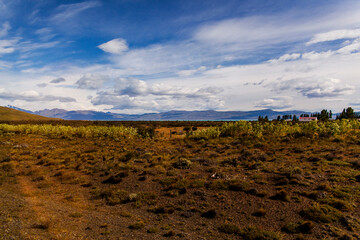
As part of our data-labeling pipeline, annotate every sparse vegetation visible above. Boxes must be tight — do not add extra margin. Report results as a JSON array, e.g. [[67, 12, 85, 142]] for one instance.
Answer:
[[0, 120, 359, 239]]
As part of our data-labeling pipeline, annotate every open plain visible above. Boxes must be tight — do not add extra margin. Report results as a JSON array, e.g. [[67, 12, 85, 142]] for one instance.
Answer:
[[0, 120, 360, 239]]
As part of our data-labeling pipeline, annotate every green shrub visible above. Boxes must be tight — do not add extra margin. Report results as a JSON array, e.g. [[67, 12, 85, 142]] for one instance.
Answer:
[[218, 225, 282, 239], [186, 119, 360, 140], [240, 227, 282, 240], [300, 204, 342, 223], [282, 221, 315, 234], [218, 223, 241, 234], [129, 221, 145, 229], [173, 158, 192, 169], [92, 188, 129, 205], [0, 124, 138, 139]]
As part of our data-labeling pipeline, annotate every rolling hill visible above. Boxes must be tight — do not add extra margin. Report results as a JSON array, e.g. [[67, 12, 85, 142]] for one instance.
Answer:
[[0, 106, 60, 121]]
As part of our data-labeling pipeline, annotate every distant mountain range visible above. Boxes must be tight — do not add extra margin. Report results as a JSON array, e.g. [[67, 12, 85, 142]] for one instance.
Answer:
[[6, 105, 310, 121]]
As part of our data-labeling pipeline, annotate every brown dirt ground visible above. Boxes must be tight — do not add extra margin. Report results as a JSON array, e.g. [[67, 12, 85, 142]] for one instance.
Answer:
[[0, 129, 359, 239]]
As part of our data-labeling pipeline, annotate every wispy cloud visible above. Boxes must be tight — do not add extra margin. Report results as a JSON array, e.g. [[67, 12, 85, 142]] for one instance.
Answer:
[[269, 78, 354, 98], [0, 39, 17, 54], [0, 21, 10, 37], [307, 28, 360, 45], [0, 88, 76, 102], [51, 1, 101, 23], [18, 41, 59, 53], [177, 66, 207, 77], [35, 28, 56, 41], [0, 60, 12, 69]]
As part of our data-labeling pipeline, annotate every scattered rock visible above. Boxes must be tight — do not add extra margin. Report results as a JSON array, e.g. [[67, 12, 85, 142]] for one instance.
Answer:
[[211, 172, 224, 179]]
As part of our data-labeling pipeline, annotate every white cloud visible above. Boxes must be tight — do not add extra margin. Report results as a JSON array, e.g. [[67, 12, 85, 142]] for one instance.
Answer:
[[301, 51, 334, 60], [98, 38, 128, 54], [307, 28, 360, 45], [115, 78, 223, 98], [269, 77, 354, 98], [91, 94, 159, 110], [101, 5, 360, 78], [0, 39, 16, 54], [194, 6, 360, 48], [268, 53, 301, 64], [268, 37, 360, 63], [75, 74, 109, 89], [337, 38, 360, 54], [88, 78, 224, 111], [255, 96, 293, 109]]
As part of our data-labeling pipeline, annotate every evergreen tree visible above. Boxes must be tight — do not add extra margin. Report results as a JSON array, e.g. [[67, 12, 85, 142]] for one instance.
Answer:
[[337, 107, 358, 119], [319, 109, 330, 121]]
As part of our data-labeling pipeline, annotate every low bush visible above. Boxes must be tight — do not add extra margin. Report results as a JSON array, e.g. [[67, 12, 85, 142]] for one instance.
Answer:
[[300, 204, 342, 223]]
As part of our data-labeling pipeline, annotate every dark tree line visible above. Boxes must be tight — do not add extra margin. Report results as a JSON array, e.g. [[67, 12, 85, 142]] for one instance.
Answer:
[[336, 107, 360, 119], [275, 115, 297, 121], [259, 107, 359, 122], [308, 109, 333, 121]]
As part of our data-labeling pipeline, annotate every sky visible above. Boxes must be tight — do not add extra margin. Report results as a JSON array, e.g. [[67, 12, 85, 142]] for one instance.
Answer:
[[1, 0, 360, 113]]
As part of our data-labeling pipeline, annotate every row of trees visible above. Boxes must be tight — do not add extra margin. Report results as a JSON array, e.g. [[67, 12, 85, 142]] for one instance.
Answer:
[[302, 109, 333, 121], [337, 107, 360, 119], [260, 107, 359, 122]]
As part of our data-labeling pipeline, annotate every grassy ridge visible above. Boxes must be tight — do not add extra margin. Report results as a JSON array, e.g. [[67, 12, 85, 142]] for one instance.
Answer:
[[0, 107, 59, 121]]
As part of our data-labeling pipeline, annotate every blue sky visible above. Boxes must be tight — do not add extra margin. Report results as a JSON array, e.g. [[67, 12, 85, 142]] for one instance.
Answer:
[[1, 0, 360, 113]]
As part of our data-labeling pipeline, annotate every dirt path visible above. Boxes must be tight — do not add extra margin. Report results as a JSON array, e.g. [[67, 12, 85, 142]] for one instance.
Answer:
[[0, 185, 24, 240]]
